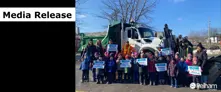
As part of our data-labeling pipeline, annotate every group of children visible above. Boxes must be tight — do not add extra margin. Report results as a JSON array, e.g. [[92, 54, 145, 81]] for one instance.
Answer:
[[79, 50, 202, 89]]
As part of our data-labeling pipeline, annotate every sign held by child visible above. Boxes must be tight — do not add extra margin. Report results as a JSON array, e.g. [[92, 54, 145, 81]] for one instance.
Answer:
[[120, 60, 131, 68], [136, 58, 148, 66], [93, 61, 105, 69], [155, 63, 167, 72]]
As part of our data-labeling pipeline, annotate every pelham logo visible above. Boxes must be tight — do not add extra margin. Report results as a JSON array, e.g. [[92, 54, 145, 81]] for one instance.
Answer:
[[190, 82, 217, 90]]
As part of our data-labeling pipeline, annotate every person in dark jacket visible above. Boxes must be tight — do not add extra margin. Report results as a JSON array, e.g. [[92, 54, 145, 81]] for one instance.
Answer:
[[131, 52, 139, 83], [85, 39, 96, 61], [91, 52, 99, 82], [138, 52, 148, 85], [106, 55, 116, 84], [177, 57, 188, 87], [156, 56, 167, 85], [168, 58, 179, 88], [95, 40, 104, 57], [96, 56, 105, 84], [79, 55, 90, 83], [176, 35, 183, 53], [195, 43, 208, 84]]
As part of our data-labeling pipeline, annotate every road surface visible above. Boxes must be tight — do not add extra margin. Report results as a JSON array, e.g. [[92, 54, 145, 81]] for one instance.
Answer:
[[75, 54, 220, 92]]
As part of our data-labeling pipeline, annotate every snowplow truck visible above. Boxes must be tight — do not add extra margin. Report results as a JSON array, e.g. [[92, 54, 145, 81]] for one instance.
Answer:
[[101, 21, 164, 54]]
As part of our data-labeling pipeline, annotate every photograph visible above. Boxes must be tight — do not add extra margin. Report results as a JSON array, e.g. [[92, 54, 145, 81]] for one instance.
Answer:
[[75, 0, 221, 92]]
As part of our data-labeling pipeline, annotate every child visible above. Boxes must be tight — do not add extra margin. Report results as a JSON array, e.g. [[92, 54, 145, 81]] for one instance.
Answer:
[[106, 55, 115, 84], [116, 53, 124, 83], [91, 52, 99, 82], [175, 52, 180, 64], [191, 56, 201, 89], [103, 52, 109, 81], [148, 53, 157, 86], [185, 53, 193, 86], [131, 52, 139, 83], [168, 58, 179, 88], [138, 53, 148, 85], [110, 53, 117, 83], [177, 57, 188, 87], [79, 55, 90, 83], [96, 56, 105, 84], [156, 56, 167, 85], [124, 55, 131, 83], [165, 55, 171, 85]]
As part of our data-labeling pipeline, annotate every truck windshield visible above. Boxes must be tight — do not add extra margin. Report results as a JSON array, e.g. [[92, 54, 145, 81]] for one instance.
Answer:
[[138, 28, 154, 38]]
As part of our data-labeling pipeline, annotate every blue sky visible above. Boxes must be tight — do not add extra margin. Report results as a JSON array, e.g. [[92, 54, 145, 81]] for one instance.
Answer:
[[77, 0, 221, 36]]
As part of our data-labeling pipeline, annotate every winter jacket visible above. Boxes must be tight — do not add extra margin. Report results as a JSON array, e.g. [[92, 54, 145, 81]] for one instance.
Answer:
[[85, 45, 96, 58], [95, 45, 104, 57], [168, 62, 178, 77], [177, 61, 188, 74], [148, 60, 156, 73], [80, 57, 90, 70], [106, 60, 115, 73], [131, 58, 139, 72], [186, 59, 193, 77], [195, 49, 208, 75]]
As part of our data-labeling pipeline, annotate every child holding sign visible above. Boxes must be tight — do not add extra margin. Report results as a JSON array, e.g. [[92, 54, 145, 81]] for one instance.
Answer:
[[191, 56, 201, 87], [156, 56, 167, 85], [138, 53, 148, 85], [96, 56, 105, 84], [124, 55, 132, 83], [116, 53, 124, 83]]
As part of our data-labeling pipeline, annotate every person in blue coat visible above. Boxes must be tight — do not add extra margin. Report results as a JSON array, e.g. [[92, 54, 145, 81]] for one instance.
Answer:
[[79, 55, 90, 83], [106, 55, 116, 84], [177, 57, 188, 87], [131, 52, 139, 83]]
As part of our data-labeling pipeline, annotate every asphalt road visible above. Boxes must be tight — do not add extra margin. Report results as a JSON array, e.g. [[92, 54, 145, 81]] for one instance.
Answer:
[[75, 55, 220, 92]]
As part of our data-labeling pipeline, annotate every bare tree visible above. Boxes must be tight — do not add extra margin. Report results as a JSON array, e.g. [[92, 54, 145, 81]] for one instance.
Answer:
[[97, 0, 158, 24]]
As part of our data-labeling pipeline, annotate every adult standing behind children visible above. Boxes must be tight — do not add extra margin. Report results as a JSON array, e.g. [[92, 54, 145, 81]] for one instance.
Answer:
[[121, 41, 136, 58], [195, 43, 208, 84], [95, 40, 104, 57]]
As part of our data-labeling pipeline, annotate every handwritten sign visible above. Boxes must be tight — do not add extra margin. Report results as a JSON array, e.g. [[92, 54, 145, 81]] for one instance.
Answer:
[[107, 44, 118, 51], [188, 66, 201, 75], [155, 63, 167, 72], [161, 48, 172, 56], [93, 61, 105, 69], [136, 58, 148, 66], [120, 60, 131, 68]]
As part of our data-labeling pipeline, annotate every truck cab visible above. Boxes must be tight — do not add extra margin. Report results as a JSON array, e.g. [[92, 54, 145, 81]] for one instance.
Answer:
[[122, 26, 164, 54]]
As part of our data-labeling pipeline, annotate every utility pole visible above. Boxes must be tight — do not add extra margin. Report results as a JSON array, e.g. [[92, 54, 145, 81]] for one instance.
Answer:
[[208, 18, 211, 47]]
